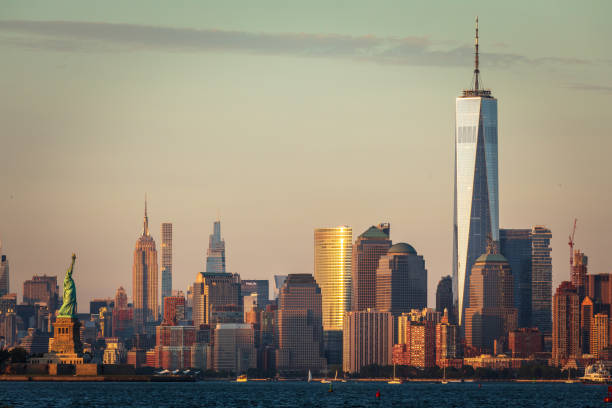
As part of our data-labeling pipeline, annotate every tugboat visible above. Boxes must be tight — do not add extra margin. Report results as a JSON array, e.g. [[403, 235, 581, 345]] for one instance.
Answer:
[[236, 374, 248, 383], [581, 362, 612, 384]]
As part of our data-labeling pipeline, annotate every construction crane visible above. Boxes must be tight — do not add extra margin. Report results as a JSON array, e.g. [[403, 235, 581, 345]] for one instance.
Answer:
[[568, 218, 577, 268]]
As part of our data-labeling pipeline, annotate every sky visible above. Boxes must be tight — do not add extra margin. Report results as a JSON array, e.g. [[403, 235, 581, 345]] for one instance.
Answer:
[[1, 1, 611, 308]]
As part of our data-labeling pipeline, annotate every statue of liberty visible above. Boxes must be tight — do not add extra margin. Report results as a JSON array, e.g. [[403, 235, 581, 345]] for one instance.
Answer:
[[58, 253, 77, 317]]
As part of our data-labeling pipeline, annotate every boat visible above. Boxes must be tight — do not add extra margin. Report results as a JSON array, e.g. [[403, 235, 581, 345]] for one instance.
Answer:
[[388, 364, 402, 384], [441, 366, 448, 384], [320, 378, 331, 384], [236, 374, 248, 383], [307, 370, 312, 383], [580, 362, 612, 384]]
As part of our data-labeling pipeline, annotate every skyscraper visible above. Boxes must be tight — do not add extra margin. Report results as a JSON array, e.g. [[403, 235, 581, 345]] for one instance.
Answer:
[[453, 18, 499, 327], [552, 281, 580, 365], [464, 241, 518, 353], [275, 274, 326, 373], [436, 276, 453, 318], [376, 243, 428, 317], [241, 279, 270, 307], [133, 199, 159, 332], [343, 309, 392, 373], [192, 272, 241, 327], [23, 275, 59, 311], [571, 249, 588, 300], [0, 243, 8, 297], [314, 226, 352, 365], [161, 223, 173, 315], [499, 229, 532, 328], [206, 220, 226, 273], [580, 296, 594, 354], [351, 224, 392, 311], [531, 226, 552, 335], [590, 313, 609, 359], [314, 226, 352, 331]]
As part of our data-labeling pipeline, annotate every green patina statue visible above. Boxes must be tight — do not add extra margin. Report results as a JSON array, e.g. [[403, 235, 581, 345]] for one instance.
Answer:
[[58, 253, 77, 318]]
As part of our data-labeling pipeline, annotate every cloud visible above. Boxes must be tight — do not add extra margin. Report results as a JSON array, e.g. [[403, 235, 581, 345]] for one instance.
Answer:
[[0, 20, 590, 68]]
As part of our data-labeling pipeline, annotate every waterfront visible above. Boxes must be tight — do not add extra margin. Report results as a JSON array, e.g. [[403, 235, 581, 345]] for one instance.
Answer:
[[0, 381, 608, 407]]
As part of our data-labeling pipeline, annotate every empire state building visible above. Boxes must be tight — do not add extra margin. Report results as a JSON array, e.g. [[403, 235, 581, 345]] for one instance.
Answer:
[[133, 198, 159, 332], [453, 18, 499, 327]]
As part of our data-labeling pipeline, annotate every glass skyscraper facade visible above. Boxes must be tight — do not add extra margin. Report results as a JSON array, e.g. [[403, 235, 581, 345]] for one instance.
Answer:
[[453, 19, 499, 326], [314, 226, 352, 332], [499, 229, 532, 328], [531, 226, 552, 335], [161, 222, 173, 316], [206, 220, 226, 274]]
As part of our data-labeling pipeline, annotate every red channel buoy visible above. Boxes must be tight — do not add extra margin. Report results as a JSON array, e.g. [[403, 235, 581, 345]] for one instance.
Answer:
[[376, 390, 381, 399]]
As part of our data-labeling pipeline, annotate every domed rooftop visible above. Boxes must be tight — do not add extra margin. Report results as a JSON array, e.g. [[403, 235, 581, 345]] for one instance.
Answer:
[[388, 243, 417, 255], [475, 253, 508, 263]]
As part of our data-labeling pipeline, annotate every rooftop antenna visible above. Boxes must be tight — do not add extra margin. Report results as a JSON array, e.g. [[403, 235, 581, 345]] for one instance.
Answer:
[[474, 16, 480, 91], [144, 193, 149, 236]]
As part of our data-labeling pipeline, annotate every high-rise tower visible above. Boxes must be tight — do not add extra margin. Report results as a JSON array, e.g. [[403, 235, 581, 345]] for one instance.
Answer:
[[161, 223, 173, 315], [206, 220, 226, 273], [0, 242, 8, 297], [453, 17, 499, 326], [133, 198, 159, 333], [351, 224, 391, 311], [314, 226, 352, 331]]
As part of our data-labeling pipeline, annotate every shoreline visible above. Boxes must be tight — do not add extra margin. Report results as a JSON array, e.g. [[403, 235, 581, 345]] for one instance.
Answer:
[[0, 375, 587, 383]]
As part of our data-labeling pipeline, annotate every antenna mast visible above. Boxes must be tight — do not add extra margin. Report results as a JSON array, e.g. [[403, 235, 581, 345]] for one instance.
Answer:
[[474, 16, 479, 91]]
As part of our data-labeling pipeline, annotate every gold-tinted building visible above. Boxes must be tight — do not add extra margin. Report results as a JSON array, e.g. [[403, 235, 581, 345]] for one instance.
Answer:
[[314, 226, 352, 332], [591, 313, 609, 359], [133, 199, 158, 333]]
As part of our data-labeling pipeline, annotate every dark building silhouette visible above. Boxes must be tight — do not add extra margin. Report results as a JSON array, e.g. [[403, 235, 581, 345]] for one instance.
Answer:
[[436, 276, 453, 321]]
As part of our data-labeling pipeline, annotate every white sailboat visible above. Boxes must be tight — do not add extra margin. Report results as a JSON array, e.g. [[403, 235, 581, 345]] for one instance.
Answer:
[[308, 370, 312, 383], [441, 365, 448, 384], [388, 364, 402, 384]]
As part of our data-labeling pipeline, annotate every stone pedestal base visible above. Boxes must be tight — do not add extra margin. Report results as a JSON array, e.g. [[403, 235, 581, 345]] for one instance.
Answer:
[[51, 316, 82, 355]]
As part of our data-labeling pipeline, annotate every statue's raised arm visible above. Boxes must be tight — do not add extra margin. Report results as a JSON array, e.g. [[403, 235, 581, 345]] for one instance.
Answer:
[[58, 253, 78, 318]]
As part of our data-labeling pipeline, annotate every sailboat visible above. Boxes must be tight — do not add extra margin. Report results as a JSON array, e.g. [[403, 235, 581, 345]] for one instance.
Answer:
[[388, 364, 402, 384], [333, 370, 338, 382], [441, 366, 448, 384], [307, 370, 312, 383]]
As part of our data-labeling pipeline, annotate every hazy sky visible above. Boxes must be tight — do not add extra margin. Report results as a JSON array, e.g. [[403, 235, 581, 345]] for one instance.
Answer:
[[1, 1, 611, 308]]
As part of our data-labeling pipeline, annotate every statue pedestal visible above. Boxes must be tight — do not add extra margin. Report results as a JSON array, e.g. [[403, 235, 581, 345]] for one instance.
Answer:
[[51, 316, 82, 355]]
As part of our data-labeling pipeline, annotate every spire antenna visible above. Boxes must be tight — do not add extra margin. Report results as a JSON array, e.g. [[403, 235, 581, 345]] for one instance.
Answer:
[[474, 16, 479, 91], [144, 193, 149, 236]]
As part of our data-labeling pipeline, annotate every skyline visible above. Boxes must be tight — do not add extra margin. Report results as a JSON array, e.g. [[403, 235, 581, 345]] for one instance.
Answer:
[[1, 1, 612, 307]]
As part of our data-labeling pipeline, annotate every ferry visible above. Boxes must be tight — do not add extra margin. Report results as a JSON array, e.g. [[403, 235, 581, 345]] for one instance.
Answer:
[[580, 362, 612, 384]]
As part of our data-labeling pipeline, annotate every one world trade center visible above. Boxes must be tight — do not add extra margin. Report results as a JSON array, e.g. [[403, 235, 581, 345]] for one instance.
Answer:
[[453, 18, 499, 327]]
